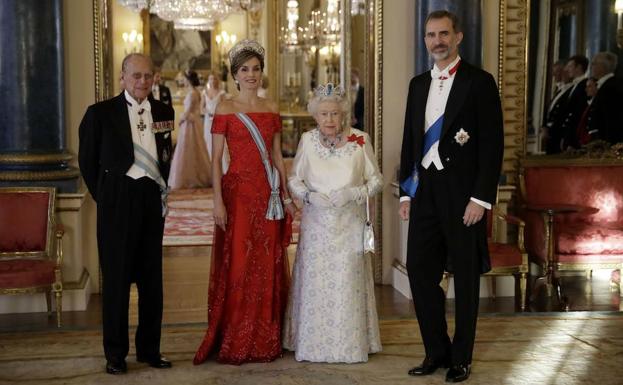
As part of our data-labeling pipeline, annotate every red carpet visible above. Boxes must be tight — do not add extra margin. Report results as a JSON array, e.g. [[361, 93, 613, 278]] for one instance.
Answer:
[[163, 188, 300, 246]]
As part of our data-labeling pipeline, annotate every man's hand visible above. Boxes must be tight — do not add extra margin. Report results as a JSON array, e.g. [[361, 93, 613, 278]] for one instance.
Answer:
[[399, 200, 411, 221], [463, 200, 485, 226]]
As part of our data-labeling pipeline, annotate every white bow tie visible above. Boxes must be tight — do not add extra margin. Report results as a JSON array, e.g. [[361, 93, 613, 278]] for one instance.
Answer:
[[126, 99, 152, 113], [431, 67, 450, 79]]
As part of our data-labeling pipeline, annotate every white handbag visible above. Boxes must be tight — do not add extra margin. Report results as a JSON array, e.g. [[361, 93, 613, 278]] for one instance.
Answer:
[[364, 195, 375, 254]]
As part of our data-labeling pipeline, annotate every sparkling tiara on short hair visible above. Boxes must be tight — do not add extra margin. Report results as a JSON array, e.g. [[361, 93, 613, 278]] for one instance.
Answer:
[[228, 39, 265, 63], [314, 83, 345, 98]]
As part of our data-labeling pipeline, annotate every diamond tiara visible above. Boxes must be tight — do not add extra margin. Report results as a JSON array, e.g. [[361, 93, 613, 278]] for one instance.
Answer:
[[228, 39, 265, 63], [313, 83, 345, 98]]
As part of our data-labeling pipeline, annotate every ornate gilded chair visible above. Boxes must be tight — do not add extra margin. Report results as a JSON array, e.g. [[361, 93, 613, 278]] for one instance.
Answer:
[[484, 208, 529, 311], [0, 187, 64, 327], [443, 207, 529, 311]]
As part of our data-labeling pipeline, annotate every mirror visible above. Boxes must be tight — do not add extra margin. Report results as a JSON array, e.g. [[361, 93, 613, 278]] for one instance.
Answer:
[[527, 0, 623, 156]]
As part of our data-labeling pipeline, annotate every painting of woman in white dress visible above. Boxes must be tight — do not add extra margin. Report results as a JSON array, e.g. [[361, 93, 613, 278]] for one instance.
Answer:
[[283, 83, 383, 363]]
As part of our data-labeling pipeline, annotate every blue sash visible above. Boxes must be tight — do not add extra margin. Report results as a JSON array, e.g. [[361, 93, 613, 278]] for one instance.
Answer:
[[400, 115, 443, 197], [236, 112, 284, 220]]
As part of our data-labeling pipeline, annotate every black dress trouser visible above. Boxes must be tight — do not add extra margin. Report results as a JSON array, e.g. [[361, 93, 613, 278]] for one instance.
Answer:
[[406, 167, 482, 366], [97, 174, 164, 363]]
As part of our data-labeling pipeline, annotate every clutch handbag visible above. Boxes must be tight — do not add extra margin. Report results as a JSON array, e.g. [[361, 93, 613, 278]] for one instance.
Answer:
[[364, 195, 375, 254]]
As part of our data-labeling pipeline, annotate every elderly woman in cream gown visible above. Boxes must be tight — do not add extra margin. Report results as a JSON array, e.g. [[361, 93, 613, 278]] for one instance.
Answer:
[[283, 84, 383, 363]]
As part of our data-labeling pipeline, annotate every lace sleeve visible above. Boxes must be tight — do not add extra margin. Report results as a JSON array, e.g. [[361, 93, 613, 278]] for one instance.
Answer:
[[362, 132, 383, 196], [287, 132, 309, 201], [211, 114, 227, 134], [273, 113, 282, 133]]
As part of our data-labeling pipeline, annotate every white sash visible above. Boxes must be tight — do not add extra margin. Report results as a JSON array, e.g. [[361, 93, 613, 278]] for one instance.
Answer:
[[235, 112, 284, 220], [133, 142, 170, 217]]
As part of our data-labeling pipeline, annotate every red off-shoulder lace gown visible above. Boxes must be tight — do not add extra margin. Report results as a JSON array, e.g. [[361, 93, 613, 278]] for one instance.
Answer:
[[193, 112, 291, 365]]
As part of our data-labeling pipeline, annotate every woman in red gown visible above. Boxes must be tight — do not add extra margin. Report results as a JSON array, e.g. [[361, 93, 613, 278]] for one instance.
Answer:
[[193, 39, 296, 365]]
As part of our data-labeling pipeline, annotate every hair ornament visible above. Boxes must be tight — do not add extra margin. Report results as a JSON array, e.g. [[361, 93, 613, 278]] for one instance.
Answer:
[[314, 83, 345, 98], [228, 39, 265, 63]]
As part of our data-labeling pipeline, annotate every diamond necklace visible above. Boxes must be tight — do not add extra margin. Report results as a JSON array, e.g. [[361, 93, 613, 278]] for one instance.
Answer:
[[319, 131, 342, 154]]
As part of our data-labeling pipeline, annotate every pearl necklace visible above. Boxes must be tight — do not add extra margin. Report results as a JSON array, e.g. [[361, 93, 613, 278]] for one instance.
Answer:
[[319, 131, 342, 154]]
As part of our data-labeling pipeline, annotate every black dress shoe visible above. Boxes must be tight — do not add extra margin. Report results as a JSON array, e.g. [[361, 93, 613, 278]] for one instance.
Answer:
[[446, 363, 471, 383], [105, 360, 127, 375], [408, 356, 450, 376], [137, 355, 173, 369]]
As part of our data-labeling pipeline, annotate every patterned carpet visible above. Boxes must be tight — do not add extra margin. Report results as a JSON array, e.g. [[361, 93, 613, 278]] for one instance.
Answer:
[[163, 188, 300, 246], [1, 315, 622, 384]]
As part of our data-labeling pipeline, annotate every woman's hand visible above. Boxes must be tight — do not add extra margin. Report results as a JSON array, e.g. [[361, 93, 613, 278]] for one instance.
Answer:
[[285, 201, 297, 217], [214, 199, 227, 231]]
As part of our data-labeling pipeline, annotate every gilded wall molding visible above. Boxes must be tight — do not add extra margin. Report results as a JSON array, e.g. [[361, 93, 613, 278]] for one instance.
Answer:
[[0, 152, 73, 164], [498, 0, 530, 184], [93, 0, 113, 102], [373, 0, 383, 283], [0, 169, 81, 181]]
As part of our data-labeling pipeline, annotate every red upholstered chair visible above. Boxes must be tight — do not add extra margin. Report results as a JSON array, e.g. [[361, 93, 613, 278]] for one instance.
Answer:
[[442, 206, 529, 311], [484, 208, 529, 311], [0, 187, 64, 327]]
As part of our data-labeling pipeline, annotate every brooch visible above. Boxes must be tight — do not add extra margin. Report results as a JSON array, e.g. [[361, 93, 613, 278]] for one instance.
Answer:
[[152, 120, 174, 133], [347, 133, 365, 147], [454, 128, 470, 146]]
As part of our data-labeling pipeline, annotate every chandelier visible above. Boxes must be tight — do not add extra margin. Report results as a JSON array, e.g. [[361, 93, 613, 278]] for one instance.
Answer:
[[117, 0, 150, 12], [280, 0, 343, 52], [117, 0, 265, 30], [351, 0, 365, 15], [280, 0, 300, 50], [305, 0, 340, 47], [151, 0, 231, 30]]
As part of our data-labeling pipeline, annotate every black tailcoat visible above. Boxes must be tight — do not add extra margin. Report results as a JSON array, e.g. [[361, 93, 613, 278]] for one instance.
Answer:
[[399, 60, 504, 365], [586, 76, 623, 144], [78, 92, 174, 363]]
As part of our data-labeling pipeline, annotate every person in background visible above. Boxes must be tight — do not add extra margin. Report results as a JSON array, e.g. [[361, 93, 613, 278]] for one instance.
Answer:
[[351, 67, 364, 130], [543, 60, 572, 153], [167, 70, 211, 189], [574, 77, 598, 146], [151, 67, 172, 106], [585, 52, 622, 144], [201, 71, 227, 169], [559, 55, 589, 150]]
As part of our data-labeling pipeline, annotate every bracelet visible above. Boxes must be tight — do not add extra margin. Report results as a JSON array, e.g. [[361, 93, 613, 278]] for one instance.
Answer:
[[283, 197, 293, 205]]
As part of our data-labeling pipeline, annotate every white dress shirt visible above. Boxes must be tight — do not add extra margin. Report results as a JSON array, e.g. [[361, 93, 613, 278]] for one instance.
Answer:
[[124, 90, 159, 181]]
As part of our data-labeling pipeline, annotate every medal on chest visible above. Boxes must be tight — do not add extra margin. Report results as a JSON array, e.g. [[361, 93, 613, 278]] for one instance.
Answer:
[[137, 108, 147, 131]]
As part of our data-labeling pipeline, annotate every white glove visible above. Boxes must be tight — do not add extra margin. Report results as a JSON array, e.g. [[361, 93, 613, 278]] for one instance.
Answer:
[[329, 187, 364, 208], [308, 192, 332, 207]]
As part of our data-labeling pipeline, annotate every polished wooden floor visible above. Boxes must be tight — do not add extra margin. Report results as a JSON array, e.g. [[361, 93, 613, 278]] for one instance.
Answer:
[[0, 245, 620, 332]]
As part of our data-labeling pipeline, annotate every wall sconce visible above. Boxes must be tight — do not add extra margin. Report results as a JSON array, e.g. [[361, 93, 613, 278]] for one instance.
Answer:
[[121, 29, 143, 54], [215, 30, 237, 87], [616, 0, 623, 48], [215, 30, 237, 56]]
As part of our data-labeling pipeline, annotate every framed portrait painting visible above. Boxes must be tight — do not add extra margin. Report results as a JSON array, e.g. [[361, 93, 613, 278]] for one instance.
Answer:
[[144, 13, 212, 77]]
